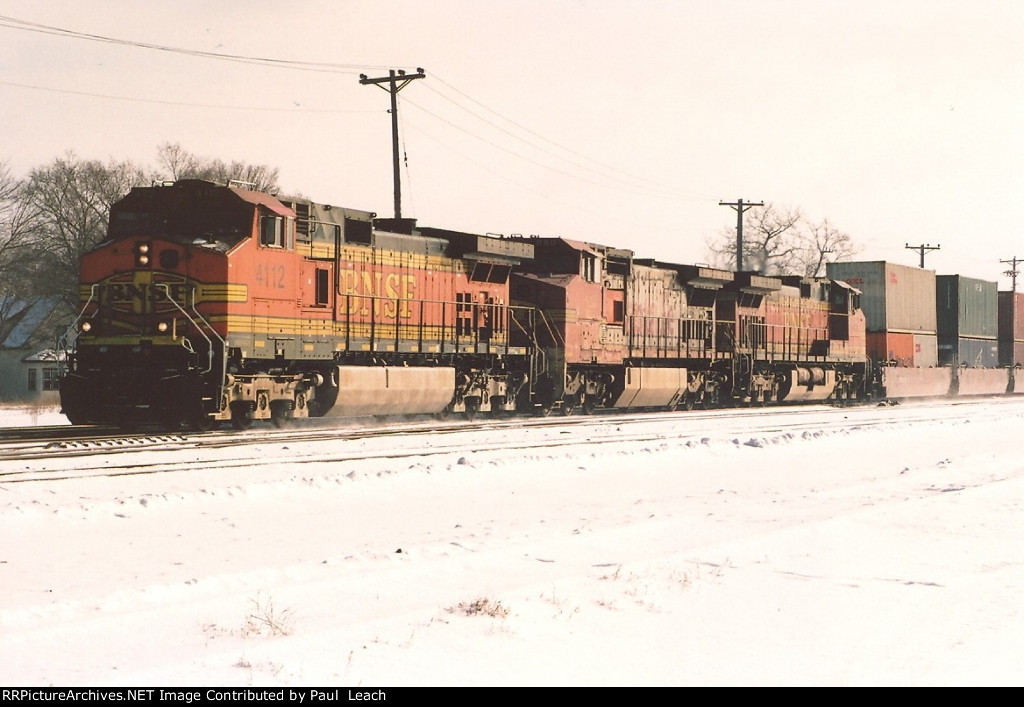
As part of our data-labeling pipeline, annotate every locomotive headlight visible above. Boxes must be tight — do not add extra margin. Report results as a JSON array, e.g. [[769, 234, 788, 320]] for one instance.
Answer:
[[157, 321, 169, 333], [80, 321, 92, 332], [134, 241, 152, 267]]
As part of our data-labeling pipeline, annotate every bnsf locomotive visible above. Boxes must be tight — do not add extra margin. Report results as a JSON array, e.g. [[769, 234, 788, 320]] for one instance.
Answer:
[[61, 179, 536, 429], [58, 179, 1014, 430]]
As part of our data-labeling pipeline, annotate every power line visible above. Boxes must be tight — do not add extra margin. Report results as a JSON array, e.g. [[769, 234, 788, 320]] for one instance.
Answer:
[[404, 96, 692, 199], [423, 77, 715, 201], [0, 79, 377, 113], [0, 14, 393, 74]]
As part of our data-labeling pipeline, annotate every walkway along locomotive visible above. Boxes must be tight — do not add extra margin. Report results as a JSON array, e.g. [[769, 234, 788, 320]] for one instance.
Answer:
[[58, 179, 1016, 430]]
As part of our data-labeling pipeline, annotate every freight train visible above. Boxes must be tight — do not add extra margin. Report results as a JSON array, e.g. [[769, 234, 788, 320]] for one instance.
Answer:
[[58, 179, 1024, 430]]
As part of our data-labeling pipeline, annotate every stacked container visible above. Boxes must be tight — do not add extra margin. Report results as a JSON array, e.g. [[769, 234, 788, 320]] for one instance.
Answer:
[[826, 261, 937, 367], [998, 291, 1024, 367], [936, 275, 998, 367]]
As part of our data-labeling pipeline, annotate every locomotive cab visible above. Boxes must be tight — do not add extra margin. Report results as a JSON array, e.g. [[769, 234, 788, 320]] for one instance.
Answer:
[[62, 180, 257, 428]]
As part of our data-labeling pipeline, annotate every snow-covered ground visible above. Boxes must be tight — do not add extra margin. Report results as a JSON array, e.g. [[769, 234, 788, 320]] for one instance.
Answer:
[[1, 399, 1022, 687]]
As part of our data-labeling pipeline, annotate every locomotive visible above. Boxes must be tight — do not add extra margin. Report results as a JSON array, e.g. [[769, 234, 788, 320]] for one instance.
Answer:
[[60, 179, 536, 429], [58, 179, 1013, 430]]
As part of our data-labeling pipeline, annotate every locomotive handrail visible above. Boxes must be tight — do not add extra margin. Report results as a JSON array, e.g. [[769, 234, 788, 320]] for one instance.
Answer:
[[156, 283, 226, 378], [508, 306, 547, 388], [65, 284, 99, 343], [58, 284, 99, 372], [533, 307, 565, 348], [188, 289, 228, 379], [627, 313, 716, 360], [336, 290, 534, 355], [508, 307, 546, 366]]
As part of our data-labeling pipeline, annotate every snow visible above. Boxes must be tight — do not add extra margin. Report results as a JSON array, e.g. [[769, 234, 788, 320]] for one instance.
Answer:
[[1, 399, 1023, 687]]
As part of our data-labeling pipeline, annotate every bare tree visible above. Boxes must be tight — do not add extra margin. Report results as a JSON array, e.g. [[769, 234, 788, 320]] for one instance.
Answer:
[[706, 203, 860, 277], [157, 142, 280, 192], [156, 142, 198, 181], [796, 217, 860, 277], [20, 154, 150, 307], [0, 160, 40, 317], [5, 147, 283, 311], [0, 161, 35, 280]]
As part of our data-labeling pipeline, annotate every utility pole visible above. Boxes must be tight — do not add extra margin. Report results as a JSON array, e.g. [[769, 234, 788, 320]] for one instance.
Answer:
[[1002, 257, 1021, 368], [905, 242, 940, 268], [719, 198, 763, 271], [359, 68, 426, 219], [1001, 256, 1021, 292]]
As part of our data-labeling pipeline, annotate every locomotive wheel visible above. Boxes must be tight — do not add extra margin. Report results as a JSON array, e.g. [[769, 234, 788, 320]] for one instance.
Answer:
[[464, 402, 480, 421], [230, 402, 253, 431], [175, 413, 219, 432], [159, 412, 186, 433], [582, 396, 597, 415], [270, 401, 294, 428], [561, 391, 583, 416], [63, 409, 93, 426], [192, 417, 220, 432]]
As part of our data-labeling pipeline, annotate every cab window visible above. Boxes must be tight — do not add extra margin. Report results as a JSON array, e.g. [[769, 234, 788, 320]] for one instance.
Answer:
[[260, 214, 294, 249], [261, 215, 283, 248]]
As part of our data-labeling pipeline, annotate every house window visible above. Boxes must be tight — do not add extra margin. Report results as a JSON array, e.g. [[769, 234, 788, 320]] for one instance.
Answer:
[[28, 368, 37, 392], [43, 368, 60, 391]]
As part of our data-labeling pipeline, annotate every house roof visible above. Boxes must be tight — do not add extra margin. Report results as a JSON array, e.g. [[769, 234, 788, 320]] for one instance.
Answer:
[[0, 296, 65, 349], [22, 348, 67, 364]]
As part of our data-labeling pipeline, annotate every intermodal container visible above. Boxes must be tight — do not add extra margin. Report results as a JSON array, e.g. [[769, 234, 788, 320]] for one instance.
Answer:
[[866, 331, 937, 367], [913, 333, 938, 367], [997, 291, 1024, 366], [827, 261, 936, 334], [939, 336, 999, 367], [936, 275, 998, 339], [1001, 342, 1024, 368]]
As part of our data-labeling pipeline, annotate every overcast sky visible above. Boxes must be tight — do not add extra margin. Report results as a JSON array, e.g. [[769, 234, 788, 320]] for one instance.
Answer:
[[2, 1, 1022, 287]]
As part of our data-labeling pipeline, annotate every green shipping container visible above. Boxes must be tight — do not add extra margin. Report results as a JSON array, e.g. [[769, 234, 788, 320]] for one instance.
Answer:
[[936, 274, 998, 340]]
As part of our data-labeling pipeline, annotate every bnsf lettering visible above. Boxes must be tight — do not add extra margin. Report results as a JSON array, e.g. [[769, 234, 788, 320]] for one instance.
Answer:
[[104, 283, 188, 304], [338, 270, 416, 318]]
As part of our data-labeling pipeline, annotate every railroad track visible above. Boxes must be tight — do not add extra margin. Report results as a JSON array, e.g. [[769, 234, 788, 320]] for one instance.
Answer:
[[1, 396, 1021, 485]]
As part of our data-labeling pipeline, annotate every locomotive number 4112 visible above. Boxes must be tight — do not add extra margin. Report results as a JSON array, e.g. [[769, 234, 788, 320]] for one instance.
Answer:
[[255, 264, 286, 289]]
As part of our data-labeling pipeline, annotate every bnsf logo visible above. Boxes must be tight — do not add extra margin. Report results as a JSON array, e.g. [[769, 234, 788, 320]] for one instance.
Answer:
[[338, 269, 417, 318], [98, 273, 192, 314]]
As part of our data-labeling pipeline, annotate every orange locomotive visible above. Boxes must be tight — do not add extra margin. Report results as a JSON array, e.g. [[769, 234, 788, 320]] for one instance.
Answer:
[[508, 238, 868, 415], [61, 180, 536, 429]]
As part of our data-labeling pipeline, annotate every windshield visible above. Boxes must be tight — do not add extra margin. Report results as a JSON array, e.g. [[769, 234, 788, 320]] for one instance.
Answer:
[[107, 181, 253, 246]]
